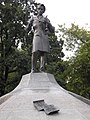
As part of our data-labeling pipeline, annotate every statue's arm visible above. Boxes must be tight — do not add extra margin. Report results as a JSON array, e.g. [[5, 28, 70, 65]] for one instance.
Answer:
[[45, 17, 55, 34], [25, 16, 33, 33]]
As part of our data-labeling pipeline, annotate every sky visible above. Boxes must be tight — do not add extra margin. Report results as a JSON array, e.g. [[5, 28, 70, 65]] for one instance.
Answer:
[[36, 0, 90, 29]]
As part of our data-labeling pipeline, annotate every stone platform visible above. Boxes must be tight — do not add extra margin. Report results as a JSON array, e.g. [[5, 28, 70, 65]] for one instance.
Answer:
[[0, 73, 90, 120]]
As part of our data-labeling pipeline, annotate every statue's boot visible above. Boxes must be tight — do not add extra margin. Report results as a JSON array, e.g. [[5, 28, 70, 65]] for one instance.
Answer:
[[31, 52, 37, 73]]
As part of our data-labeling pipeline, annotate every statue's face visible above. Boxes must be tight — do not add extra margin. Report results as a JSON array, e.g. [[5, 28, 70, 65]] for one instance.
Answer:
[[37, 5, 45, 15]]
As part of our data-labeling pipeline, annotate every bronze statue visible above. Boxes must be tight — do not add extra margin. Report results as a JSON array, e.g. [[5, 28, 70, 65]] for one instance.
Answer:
[[26, 4, 54, 73]]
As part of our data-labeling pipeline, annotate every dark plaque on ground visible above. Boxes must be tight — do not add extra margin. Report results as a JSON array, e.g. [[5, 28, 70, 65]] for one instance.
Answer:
[[33, 100, 59, 115]]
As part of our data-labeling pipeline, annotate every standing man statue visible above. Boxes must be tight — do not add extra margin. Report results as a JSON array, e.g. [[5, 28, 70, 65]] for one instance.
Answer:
[[26, 4, 54, 73]]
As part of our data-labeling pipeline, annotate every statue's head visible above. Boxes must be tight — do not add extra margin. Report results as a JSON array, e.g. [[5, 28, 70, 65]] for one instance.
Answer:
[[37, 4, 46, 15]]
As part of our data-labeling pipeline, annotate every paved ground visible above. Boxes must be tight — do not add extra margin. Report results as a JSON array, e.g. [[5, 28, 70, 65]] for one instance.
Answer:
[[0, 73, 90, 120]]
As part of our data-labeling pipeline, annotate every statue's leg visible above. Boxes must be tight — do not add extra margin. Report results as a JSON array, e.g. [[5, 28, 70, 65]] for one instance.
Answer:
[[40, 52, 46, 72], [31, 52, 37, 73]]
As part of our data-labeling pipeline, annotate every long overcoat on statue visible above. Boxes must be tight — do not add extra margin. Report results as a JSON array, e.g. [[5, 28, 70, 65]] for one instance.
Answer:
[[27, 15, 54, 53]]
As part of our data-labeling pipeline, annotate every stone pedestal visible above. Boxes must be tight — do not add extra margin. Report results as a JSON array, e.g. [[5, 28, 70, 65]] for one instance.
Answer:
[[0, 73, 90, 120]]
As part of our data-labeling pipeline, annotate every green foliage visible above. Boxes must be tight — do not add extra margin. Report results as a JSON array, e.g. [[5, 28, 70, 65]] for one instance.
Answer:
[[46, 33, 65, 87], [58, 24, 90, 99], [0, 0, 33, 96], [4, 49, 31, 94], [47, 34, 64, 63]]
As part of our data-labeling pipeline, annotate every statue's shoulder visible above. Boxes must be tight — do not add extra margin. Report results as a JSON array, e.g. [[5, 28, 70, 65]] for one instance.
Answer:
[[33, 16, 39, 22], [28, 15, 34, 23], [28, 15, 39, 24], [33, 16, 37, 19]]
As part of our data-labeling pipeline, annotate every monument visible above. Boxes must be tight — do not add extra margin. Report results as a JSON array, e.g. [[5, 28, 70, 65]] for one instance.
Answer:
[[25, 3, 54, 73], [0, 3, 90, 120]]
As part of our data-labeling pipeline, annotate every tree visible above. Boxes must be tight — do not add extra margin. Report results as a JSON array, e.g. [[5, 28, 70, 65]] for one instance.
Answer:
[[58, 24, 90, 99], [44, 32, 65, 87], [0, 0, 33, 96]]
